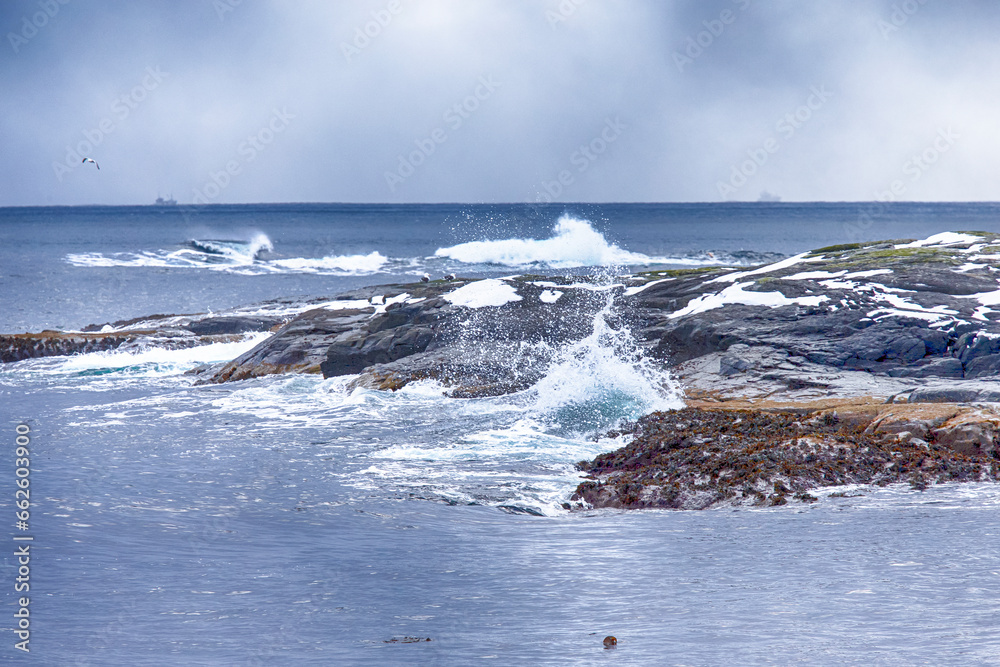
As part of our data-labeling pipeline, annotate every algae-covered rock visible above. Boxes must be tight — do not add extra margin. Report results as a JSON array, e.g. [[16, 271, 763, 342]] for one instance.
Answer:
[[572, 404, 1000, 511]]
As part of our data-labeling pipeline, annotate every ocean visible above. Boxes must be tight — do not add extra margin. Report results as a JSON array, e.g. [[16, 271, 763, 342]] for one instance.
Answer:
[[3, 202, 1000, 665]]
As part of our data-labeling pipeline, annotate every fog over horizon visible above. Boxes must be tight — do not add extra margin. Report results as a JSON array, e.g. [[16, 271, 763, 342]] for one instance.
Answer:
[[2, 0, 999, 206]]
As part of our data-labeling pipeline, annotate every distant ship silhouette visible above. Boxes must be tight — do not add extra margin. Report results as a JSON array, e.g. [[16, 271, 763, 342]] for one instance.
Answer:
[[154, 195, 178, 206]]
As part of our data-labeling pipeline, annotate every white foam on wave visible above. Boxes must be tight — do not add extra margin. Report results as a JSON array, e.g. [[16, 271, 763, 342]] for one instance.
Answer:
[[188, 232, 274, 263], [269, 251, 388, 275], [66, 232, 391, 276], [434, 215, 668, 268]]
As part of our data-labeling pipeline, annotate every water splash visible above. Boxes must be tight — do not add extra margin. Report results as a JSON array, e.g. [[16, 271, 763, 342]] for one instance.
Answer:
[[526, 291, 682, 435], [434, 215, 668, 268]]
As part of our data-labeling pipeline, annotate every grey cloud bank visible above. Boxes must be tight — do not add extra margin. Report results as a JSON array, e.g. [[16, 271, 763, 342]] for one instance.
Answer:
[[2, 0, 998, 205]]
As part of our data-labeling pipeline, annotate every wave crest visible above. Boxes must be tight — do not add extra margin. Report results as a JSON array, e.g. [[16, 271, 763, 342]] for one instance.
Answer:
[[434, 215, 661, 269], [270, 252, 388, 275], [187, 233, 274, 262]]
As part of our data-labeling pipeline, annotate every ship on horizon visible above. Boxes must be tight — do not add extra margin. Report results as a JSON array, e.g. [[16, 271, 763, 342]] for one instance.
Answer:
[[153, 194, 178, 205]]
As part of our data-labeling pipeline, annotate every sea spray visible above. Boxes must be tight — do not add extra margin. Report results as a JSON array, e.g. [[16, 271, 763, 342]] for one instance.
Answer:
[[434, 215, 666, 268], [526, 289, 683, 436], [442, 272, 683, 436]]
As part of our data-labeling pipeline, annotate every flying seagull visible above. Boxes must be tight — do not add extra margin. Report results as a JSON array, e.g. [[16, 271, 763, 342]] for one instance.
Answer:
[[82, 157, 100, 170]]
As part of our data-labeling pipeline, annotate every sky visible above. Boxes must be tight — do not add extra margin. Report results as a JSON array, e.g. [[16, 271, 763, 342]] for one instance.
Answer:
[[2, 0, 999, 205]]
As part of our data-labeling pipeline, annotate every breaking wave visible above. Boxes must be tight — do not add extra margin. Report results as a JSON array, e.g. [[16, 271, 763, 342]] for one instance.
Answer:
[[269, 251, 388, 274], [186, 233, 274, 262], [343, 287, 684, 514], [434, 215, 668, 268], [65, 232, 391, 276]]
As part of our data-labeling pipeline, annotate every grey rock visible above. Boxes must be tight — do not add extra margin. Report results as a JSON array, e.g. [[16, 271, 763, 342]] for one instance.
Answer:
[[719, 355, 751, 376], [965, 353, 1000, 379], [185, 316, 282, 336], [888, 357, 964, 379], [908, 382, 1000, 403]]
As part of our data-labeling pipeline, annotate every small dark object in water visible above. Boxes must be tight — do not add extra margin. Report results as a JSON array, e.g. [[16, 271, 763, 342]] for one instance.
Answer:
[[384, 636, 432, 643], [603, 635, 617, 648]]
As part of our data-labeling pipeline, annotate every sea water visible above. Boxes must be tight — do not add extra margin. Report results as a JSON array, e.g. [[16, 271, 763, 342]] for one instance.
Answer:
[[3, 203, 1000, 665]]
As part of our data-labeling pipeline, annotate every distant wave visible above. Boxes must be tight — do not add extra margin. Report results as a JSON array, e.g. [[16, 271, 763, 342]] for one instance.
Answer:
[[66, 232, 391, 276], [434, 215, 672, 269], [186, 233, 274, 262], [63, 219, 783, 277], [270, 251, 388, 275]]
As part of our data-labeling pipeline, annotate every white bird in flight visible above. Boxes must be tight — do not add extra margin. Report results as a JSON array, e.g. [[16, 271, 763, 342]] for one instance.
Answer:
[[82, 157, 100, 170]]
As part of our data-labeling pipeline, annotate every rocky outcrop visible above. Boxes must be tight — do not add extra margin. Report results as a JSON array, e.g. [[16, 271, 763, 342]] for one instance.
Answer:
[[9, 232, 1000, 403], [0, 311, 288, 364], [7, 233, 1000, 398], [572, 403, 1000, 510], [6, 232, 1000, 509], [202, 307, 374, 383], [633, 236, 1000, 382], [1, 330, 136, 363]]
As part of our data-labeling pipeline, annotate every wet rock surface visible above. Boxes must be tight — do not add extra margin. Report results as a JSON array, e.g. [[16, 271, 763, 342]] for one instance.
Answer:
[[572, 405, 1000, 511]]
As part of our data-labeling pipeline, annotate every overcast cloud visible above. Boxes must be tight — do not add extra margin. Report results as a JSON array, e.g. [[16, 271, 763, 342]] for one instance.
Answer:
[[2, 0, 998, 205]]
